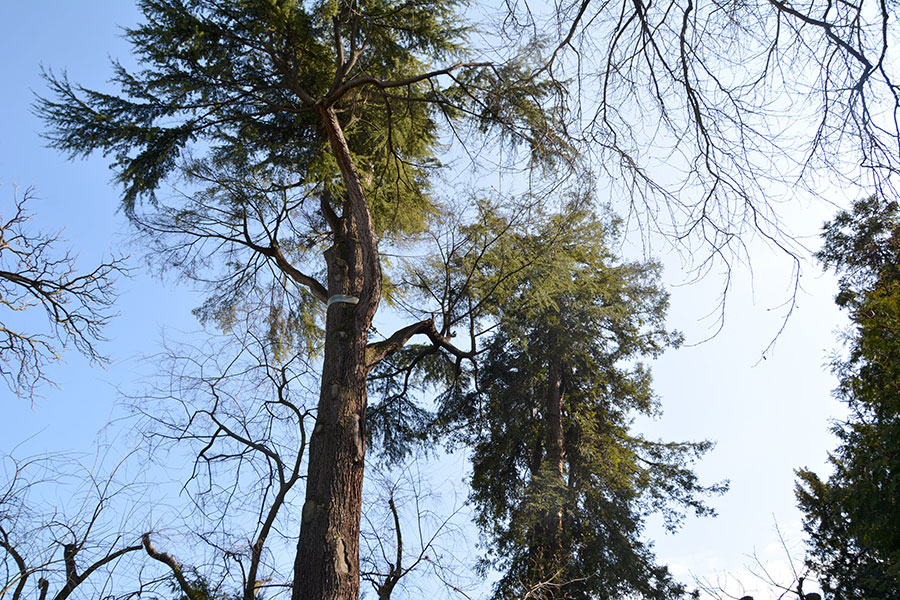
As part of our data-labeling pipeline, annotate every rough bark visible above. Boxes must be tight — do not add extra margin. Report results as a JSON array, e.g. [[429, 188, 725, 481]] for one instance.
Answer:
[[292, 237, 368, 600], [292, 105, 381, 600], [292, 106, 382, 600]]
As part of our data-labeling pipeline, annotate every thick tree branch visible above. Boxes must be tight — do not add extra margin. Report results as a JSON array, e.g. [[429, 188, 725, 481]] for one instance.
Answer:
[[365, 318, 473, 370], [62, 544, 77, 591], [0, 524, 29, 600], [54, 542, 143, 600], [324, 62, 492, 108], [330, 16, 346, 95], [37, 578, 48, 600], [245, 416, 307, 600], [240, 216, 328, 304], [767, 0, 873, 86], [142, 534, 202, 600], [316, 103, 382, 314], [319, 192, 342, 235], [374, 495, 403, 600]]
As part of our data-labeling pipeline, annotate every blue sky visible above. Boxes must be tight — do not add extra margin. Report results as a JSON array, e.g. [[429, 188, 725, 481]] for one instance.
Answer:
[[1, 2, 199, 451], [0, 3, 850, 597]]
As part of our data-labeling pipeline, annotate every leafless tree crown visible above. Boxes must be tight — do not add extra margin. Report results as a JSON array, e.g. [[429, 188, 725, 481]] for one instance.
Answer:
[[0, 187, 127, 400]]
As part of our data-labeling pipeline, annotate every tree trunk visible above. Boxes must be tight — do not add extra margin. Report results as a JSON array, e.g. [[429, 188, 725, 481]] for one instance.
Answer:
[[292, 106, 381, 600], [522, 353, 568, 599], [544, 357, 565, 553]]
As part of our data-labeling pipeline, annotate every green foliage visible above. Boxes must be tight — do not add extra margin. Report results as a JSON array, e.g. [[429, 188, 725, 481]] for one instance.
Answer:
[[797, 196, 900, 599], [39, 0, 460, 228], [816, 195, 900, 310], [169, 572, 255, 600], [37, 0, 572, 355], [34, 3, 622, 595], [434, 205, 722, 600]]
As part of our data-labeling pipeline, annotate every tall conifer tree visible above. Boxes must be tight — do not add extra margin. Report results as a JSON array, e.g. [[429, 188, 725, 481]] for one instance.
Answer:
[[37, 2, 568, 599], [797, 196, 900, 599], [434, 206, 723, 600]]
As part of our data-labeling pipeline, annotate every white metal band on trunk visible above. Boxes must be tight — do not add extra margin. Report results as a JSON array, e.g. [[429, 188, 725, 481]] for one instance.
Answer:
[[327, 294, 360, 308]]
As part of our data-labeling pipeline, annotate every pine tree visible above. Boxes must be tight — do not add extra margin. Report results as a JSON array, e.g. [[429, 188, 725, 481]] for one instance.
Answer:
[[436, 206, 723, 600], [37, 2, 568, 599], [796, 196, 900, 599]]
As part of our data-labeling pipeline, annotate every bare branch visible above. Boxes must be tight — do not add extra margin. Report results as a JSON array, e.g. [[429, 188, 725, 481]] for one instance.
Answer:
[[0, 452, 154, 600], [324, 62, 493, 108], [0, 186, 126, 399], [54, 542, 143, 600]]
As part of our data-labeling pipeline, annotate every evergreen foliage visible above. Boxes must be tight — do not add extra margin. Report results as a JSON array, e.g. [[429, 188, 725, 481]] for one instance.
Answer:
[[431, 205, 724, 600], [170, 573, 247, 600], [41, 0, 454, 220], [36, 0, 568, 343], [21, 0, 900, 598], [797, 196, 900, 599]]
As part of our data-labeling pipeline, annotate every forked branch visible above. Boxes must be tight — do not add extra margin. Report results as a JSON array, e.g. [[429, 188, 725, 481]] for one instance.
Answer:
[[365, 318, 474, 370]]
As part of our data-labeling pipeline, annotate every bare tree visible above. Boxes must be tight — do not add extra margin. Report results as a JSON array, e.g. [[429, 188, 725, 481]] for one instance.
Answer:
[[0, 186, 126, 400], [0, 449, 262, 600], [692, 522, 823, 600], [359, 462, 476, 600], [0, 452, 150, 600], [494, 0, 900, 340], [125, 310, 319, 600]]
